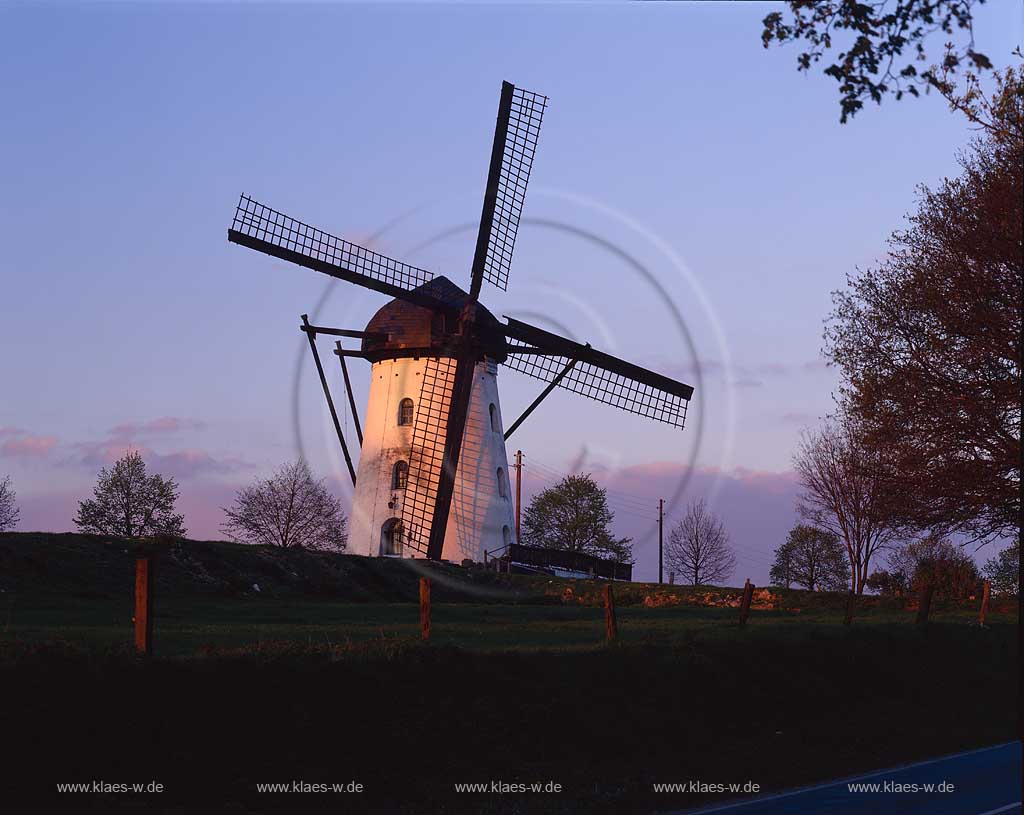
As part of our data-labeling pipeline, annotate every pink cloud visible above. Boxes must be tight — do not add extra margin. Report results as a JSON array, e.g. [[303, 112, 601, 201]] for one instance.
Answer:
[[72, 439, 252, 480], [109, 416, 206, 438], [0, 433, 58, 458]]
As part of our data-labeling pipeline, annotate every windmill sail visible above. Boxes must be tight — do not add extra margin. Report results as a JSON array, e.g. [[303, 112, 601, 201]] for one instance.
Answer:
[[470, 82, 547, 295], [228, 79, 695, 564], [400, 356, 458, 555], [228, 195, 451, 312], [502, 317, 692, 430]]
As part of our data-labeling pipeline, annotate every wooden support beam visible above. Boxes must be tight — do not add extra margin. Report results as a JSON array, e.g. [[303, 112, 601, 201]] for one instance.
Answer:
[[504, 356, 580, 441], [420, 577, 431, 642], [301, 315, 357, 487], [133, 557, 153, 656], [604, 583, 618, 643], [333, 349, 371, 359], [978, 580, 991, 627], [503, 346, 567, 355], [300, 324, 386, 341], [738, 579, 754, 626], [916, 583, 934, 626], [335, 341, 363, 446], [843, 591, 856, 626]]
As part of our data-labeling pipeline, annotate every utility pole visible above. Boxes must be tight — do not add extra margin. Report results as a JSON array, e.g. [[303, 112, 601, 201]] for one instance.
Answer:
[[658, 498, 664, 584], [514, 450, 523, 544]]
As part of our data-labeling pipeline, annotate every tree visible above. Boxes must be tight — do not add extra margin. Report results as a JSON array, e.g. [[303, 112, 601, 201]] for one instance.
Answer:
[[761, 0, 1006, 126], [793, 413, 899, 594], [769, 540, 795, 588], [665, 499, 736, 586], [75, 450, 185, 538], [771, 525, 851, 592], [865, 569, 908, 596], [221, 460, 347, 552], [521, 473, 633, 562], [0, 475, 19, 532], [826, 80, 1022, 544], [982, 541, 1019, 595], [888, 536, 980, 599]]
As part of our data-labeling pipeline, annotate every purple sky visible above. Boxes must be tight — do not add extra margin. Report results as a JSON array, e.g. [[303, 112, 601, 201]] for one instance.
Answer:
[[2, 3, 1019, 582]]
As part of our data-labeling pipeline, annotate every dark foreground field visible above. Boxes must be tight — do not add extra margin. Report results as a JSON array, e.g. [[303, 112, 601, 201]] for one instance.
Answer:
[[1, 533, 1017, 812]]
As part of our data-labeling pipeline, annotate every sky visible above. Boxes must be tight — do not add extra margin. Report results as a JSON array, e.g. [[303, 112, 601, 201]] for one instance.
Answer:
[[1, 2, 1020, 583]]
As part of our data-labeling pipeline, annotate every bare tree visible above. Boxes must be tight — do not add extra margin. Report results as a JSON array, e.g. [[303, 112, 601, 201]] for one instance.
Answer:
[[665, 499, 736, 586], [75, 450, 185, 538], [794, 414, 898, 594], [222, 460, 347, 552], [0, 476, 20, 532]]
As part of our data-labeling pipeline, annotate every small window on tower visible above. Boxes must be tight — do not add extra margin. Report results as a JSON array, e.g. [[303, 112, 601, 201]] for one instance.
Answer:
[[497, 467, 507, 498], [398, 398, 414, 426], [489, 403, 499, 432], [392, 460, 409, 490]]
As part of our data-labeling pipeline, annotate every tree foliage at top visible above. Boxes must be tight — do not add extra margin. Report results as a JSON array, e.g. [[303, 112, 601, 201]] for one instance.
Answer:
[[665, 498, 736, 587], [74, 450, 186, 538], [521, 473, 633, 563], [0, 475, 19, 532], [826, 77, 1022, 544], [770, 524, 851, 592], [221, 460, 347, 552], [761, 0, 1007, 125]]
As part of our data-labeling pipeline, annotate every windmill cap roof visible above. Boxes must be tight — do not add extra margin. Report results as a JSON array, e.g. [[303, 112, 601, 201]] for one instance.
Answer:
[[361, 276, 507, 362]]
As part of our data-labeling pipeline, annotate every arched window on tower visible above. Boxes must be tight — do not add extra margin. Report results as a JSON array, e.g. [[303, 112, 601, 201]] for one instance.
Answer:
[[392, 460, 409, 490], [496, 467, 507, 498], [398, 398, 414, 426], [489, 403, 499, 433], [380, 518, 404, 556]]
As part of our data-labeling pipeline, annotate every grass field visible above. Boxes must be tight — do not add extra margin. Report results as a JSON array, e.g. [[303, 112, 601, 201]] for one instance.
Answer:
[[3, 592, 1017, 656], [1, 532, 1017, 812]]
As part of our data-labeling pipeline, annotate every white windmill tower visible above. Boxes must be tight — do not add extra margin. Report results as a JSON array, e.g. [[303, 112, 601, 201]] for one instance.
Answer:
[[227, 81, 694, 562]]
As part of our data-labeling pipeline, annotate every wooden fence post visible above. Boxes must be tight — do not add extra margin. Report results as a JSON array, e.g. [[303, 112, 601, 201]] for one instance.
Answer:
[[420, 577, 431, 642], [915, 583, 934, 626], [843, 591, 856, 626], [738, 579, 754, 626], [604, 583, 618, 643], [133, 556, 153, 656], [978, 580, 991, 627]]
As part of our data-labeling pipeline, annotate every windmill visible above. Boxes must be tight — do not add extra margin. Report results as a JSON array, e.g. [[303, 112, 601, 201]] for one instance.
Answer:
[[227, 81, 694, 562]]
